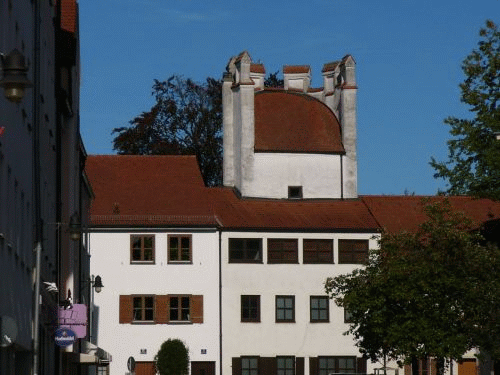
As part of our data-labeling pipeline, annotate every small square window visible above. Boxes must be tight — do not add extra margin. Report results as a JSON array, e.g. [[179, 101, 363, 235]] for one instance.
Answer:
[[288, 186, 303, 199], [130, 235, 155, 263], [277, 356, 295, 375], [310, 296, 329, 322], [241, 295, 260, 322], [276, 296, 295, 322], [168, 235, 192, 263], [242, 357, 259, 375], [344, 309, 354, 323]]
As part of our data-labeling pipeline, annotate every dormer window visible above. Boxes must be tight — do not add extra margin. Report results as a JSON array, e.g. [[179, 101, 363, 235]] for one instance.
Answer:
[[288, 186, 303, 199]]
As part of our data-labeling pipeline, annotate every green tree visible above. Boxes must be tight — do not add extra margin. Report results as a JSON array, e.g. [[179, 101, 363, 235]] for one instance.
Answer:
[[325, 199, 500, 367], [155, 338, 190, 375], [431, 20, 500, 201], [112, 75, 223, 186], [264, 71, 284, 87]]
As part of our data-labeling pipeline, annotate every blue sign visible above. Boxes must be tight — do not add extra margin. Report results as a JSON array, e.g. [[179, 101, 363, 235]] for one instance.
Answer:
[[54, 327, 76, 347]]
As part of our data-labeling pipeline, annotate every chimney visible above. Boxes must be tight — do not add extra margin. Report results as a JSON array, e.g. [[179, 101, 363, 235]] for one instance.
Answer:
[[283, 65, 311, 92], [250, 64, 265, 90]]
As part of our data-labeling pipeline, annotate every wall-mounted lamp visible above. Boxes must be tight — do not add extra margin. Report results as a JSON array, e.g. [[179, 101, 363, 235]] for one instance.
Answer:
[[0, 49, 33, 103], [68, 212, 81, 242], [92, 275, 103, 293]]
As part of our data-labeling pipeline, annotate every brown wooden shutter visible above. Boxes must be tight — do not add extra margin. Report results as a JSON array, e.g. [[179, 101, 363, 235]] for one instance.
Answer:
[[191, 295, 203, 323], [309, 357, 318, 375], [232, 358, 242, 375], [259, 357, 276, 375], [357, 357, 367, 375], [296, 357, 304, 375], [119, 295, 133, 323], [405, 365, 412, 375], [155, 295, 170, 324]]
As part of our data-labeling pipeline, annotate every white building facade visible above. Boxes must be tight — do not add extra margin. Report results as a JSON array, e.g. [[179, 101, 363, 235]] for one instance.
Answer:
[[90, 227, 220, 375], [219, 229, 379, 375]]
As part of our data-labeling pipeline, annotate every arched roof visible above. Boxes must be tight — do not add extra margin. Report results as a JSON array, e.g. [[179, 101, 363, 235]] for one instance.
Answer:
[[254, 90, 345, 154]]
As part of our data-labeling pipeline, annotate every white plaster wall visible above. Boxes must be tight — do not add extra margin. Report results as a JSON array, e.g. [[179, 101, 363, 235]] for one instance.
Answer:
[[90, 230, 220, 375], [221, 231, 379, 375], [248, 153, 342, 199]]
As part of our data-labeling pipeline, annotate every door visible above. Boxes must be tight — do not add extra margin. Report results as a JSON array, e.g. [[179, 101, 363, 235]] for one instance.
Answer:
[[135, 361, 156, 375], [458, 359, 477, 375], [191, 361, 216, 375]]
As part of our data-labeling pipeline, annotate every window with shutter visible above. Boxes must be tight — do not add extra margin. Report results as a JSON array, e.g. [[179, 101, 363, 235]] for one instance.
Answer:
[[303, 239, 333, 264], [338, 239, 369, 264], [268, 239, 298, 264]]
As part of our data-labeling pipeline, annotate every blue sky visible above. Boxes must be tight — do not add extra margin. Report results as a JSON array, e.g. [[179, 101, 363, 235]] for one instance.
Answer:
[[79, 0, 500, 195]]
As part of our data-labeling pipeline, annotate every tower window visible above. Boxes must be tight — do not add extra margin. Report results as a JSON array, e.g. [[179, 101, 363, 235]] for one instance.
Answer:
[[288, 186, 303, 199]]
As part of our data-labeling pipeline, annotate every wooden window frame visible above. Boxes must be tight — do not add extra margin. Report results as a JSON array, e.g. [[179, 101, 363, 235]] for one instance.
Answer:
[[229, 238, 263, 263], [318, 356, 357, 375], [130, 235, 155, 264], [338, 239, 369, 264], [241, 357, 259, 375], [169, 295, 191, 322], [132, 295, 155, 322], [241, 295, 260, 322], [267, 239, 298, 264], [276, 295, 295, 323], [168, 234, 193, 264], [277, 356, 296, 375], [303, 239, 334, 264], [310, 296, 329, 323]]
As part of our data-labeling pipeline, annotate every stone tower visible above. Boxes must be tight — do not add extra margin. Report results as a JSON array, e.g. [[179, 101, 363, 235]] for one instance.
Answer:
[[222, 51, 358, 199]]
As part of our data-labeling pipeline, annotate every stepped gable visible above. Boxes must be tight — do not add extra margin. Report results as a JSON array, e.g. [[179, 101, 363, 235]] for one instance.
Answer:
[[254, 90, 345, 154], [86, 155, 216, 227], [361, 195, 500, 233], [209, 188, 378, 231]]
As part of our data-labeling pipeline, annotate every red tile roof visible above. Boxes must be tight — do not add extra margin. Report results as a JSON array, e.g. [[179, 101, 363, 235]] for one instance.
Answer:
[[60, 0, 78, 34], [322, 61, 340, 73], [251, 64, 265, 74], [86, 155, 217, 227], [254, 90, 345, 154], [283, 65, 310, 74], [210, 188, 379, 231], [361, 195, 500, 233]]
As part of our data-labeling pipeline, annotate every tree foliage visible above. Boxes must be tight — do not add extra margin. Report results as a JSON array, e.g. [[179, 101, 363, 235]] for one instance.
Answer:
[[264, 71, 284, 87], [325, 199, 500, 364], [112, 75, 223, 186], [155, 338, 190, 375], [431, 20, 500, 201]]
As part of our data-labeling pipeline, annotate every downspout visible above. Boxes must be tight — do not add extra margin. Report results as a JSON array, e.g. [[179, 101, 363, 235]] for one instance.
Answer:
[[340, 154, 344, 199], [218, 226, 223, 375], [32, 0, 42, 372]]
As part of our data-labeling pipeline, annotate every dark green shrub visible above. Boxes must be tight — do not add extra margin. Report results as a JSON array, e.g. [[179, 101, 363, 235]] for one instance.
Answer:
[[155, 339, 189, 375]]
